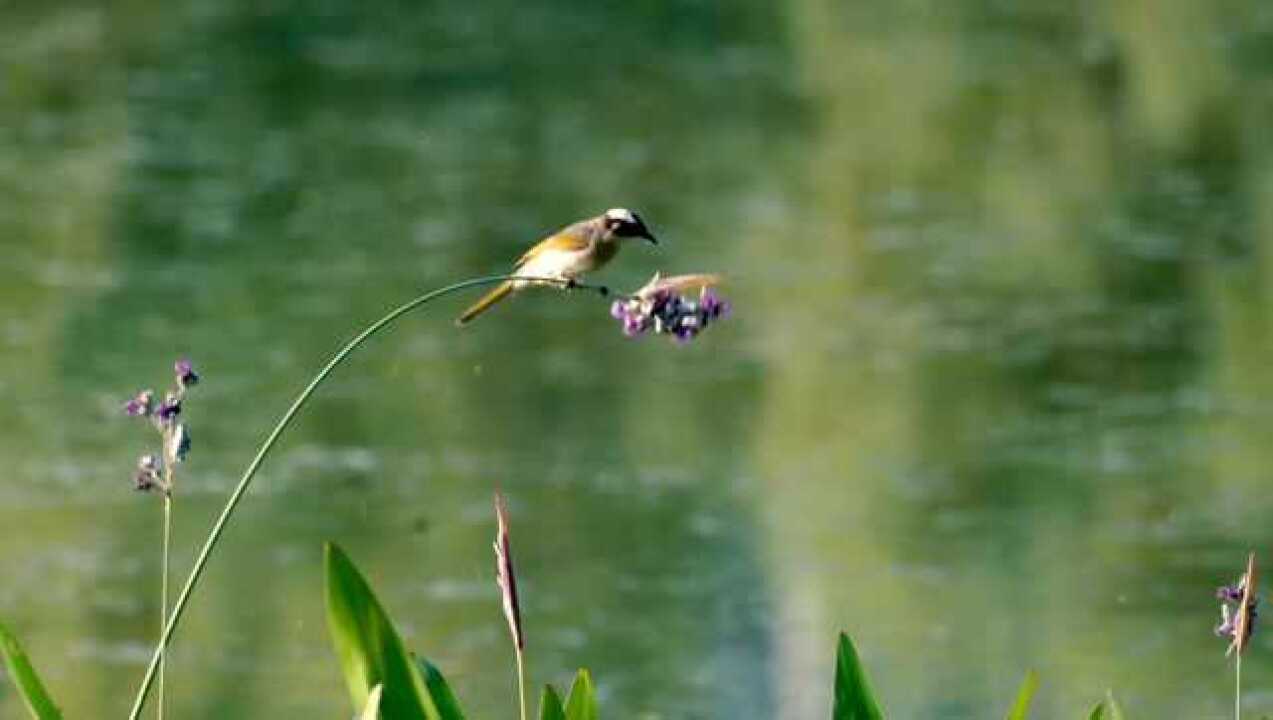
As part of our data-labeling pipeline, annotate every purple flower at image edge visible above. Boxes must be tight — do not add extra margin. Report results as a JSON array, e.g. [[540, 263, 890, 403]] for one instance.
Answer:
[[1214, 554, 1259, 656]]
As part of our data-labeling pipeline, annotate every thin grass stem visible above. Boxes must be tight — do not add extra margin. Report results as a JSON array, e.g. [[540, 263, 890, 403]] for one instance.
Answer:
[[157, 493, 171, 720], [515, 647, 528, 720], [126, 275, 604, 720], [1235, 652, 1242, 720]]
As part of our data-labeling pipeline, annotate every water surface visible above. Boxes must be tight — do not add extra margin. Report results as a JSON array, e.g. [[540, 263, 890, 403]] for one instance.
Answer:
[[3, 2, 1273, 718]]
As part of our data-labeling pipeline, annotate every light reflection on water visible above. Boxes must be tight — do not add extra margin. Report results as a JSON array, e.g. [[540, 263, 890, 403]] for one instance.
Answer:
[[3, 1, 1273, 718]]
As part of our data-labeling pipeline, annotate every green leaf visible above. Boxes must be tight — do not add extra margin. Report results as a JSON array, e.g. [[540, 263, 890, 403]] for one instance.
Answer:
[[324, 542, 439, 720], [833, 632, 883, 720], [414, 656, 466, 720], [0, 621, 62, 720], [1088, 691, 1125, 720], [1004, 670, 1038, 720], [360, 684, 384, 720], [539, 685, 566, 720], [564, 669, 598, 720]]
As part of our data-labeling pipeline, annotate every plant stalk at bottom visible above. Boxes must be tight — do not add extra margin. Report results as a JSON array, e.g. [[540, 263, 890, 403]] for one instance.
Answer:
[[158, 493, 171, 720], [1235, 652, 1242, 720], [125, 275, 601, 720], [515, 647, 528, 720]]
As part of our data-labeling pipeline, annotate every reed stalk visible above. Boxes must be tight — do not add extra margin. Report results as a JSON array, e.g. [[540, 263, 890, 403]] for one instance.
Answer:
[[494, 491, 526, 720]]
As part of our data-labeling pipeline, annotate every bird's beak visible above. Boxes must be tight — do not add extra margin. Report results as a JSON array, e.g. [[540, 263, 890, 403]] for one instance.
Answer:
[[638, 223, 658, 245]]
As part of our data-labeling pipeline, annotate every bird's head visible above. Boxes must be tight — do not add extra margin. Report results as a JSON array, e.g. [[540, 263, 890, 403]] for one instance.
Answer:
[[601, 208, 658, 244]]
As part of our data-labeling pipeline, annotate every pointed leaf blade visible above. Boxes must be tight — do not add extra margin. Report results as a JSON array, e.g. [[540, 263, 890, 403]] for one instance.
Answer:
[[324, 542, 438, 720], [1107, 691, 1126, 720], [1088, 691, 1125, 720], [563, 669, 598, 720], [0, 621, 62, 720], [539, 684, 566, 720], [833, 632, 883, 720], [360, 684, 384, 720], [1004, 670, 1038, 720], [414, 656, 466, 720]]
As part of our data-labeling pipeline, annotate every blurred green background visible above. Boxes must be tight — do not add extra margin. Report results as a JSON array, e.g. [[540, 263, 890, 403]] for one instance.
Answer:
[[3, 1, 1273, 717]]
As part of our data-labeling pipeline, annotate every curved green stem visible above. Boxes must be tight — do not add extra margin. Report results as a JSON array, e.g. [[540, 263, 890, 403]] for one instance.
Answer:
[[126, 274, 605, 720]]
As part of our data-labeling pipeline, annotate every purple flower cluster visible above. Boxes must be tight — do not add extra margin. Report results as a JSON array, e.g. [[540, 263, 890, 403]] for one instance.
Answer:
[[124, 389, 155, 417], [1215, 558, 1259, 656], [123, 359, 199, 494], [1217, 583, 1245, 604], [610, 274, 730, 343], [175, 358, 199, 388], [134, 454, 162, 493]]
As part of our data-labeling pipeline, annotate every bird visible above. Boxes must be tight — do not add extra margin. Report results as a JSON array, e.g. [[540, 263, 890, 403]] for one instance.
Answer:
[[456, 208, 658, 325]]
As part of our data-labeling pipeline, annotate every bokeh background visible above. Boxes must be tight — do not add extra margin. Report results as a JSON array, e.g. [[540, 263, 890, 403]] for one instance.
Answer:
[[4, 1, 1273, 717]]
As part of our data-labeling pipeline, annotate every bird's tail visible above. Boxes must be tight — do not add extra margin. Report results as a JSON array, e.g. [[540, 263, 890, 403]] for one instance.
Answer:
[[456, 281, 514, 326]]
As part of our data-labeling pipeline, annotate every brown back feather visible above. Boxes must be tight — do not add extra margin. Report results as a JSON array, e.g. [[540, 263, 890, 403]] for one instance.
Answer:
[[514, 218, 601, 269]]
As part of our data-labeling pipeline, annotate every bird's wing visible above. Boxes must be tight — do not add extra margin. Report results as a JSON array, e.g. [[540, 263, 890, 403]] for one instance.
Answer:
[[514, 228, 591, 269]]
